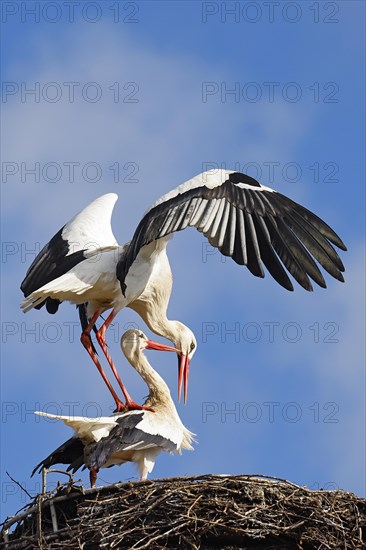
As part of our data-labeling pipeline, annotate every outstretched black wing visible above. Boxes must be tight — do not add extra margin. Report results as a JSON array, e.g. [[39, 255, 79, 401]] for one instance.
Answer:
[[117, 171, 346, 295]]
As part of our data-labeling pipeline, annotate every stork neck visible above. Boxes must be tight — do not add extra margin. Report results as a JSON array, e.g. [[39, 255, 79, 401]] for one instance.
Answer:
[[131, 350, 171, 403], [141, 311, 179, 344], [128, 293, 177, 343]]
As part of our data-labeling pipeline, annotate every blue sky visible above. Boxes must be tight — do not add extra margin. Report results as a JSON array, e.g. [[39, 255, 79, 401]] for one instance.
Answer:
[[1, 0, 365, 523]]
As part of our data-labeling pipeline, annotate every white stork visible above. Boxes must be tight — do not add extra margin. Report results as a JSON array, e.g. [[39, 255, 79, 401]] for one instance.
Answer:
[[32, 329, 195, 487], [21, 170, 346, 409]]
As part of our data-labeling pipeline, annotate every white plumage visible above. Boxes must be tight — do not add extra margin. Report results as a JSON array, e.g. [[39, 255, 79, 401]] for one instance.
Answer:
[[21, 169, 346, 409], [33, 329, 195, 486]]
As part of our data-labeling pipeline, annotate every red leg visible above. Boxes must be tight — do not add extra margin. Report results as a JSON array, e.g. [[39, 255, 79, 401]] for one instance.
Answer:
[[90, 468, 98, 488], [96, 310, 154, 412], [80, 310, 125, 413]]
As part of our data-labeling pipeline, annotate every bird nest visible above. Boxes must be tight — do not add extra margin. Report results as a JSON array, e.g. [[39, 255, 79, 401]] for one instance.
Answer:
[[1, 474, 365, 549]]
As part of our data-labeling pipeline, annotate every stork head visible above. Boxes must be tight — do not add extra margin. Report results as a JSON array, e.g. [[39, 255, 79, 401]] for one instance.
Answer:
[[121, 329, 179, 357], [121, 325, 196, 406], [170, 322, 197, 405]]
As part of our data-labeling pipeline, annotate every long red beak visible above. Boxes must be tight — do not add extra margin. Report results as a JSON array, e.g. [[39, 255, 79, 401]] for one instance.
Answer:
[[146, 340, 179, 353], [145, 341, 189, 404], [178, 354, 190, 405]]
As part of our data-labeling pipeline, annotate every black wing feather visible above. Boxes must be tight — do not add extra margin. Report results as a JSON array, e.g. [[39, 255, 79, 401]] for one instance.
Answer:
[[31, 436, 85, 476], [31, 413, 150, 476], [243, 210, 265, 278], [117, 172, 346, 293], [274, 192, 346, 250], [285, 210, 345, 277], [86, 413, 176, 472], [21, 226, 87, 310], [283, 212, 344, 281], [252, 213, 294, 291]]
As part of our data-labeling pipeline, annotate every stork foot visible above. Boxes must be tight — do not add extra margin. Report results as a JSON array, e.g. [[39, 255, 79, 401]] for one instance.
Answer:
[[113, 400, 127, 413], [125, 400, 155, 413]]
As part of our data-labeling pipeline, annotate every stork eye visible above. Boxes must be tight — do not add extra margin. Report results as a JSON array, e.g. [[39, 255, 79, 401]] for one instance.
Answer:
[[190, 342, 196, 352]]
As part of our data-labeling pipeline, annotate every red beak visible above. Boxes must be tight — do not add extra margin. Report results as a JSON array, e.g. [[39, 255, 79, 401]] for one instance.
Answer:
[[178, 354, 190, 405], [146, 340, 179, 353], [145, 340, 190, 404]]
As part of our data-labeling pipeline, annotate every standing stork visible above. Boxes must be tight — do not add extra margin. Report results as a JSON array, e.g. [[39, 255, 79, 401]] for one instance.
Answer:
[[21, 170, 346, 409], [32, 329, 195, 487]]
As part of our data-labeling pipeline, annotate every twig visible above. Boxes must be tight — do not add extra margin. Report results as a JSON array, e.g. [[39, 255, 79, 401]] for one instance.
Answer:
[[5, 472, 32, 499]]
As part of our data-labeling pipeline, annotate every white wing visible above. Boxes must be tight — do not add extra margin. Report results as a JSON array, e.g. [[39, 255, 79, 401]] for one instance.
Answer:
[[34, 411, 119, 444], [21, 193, 118, 311]]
